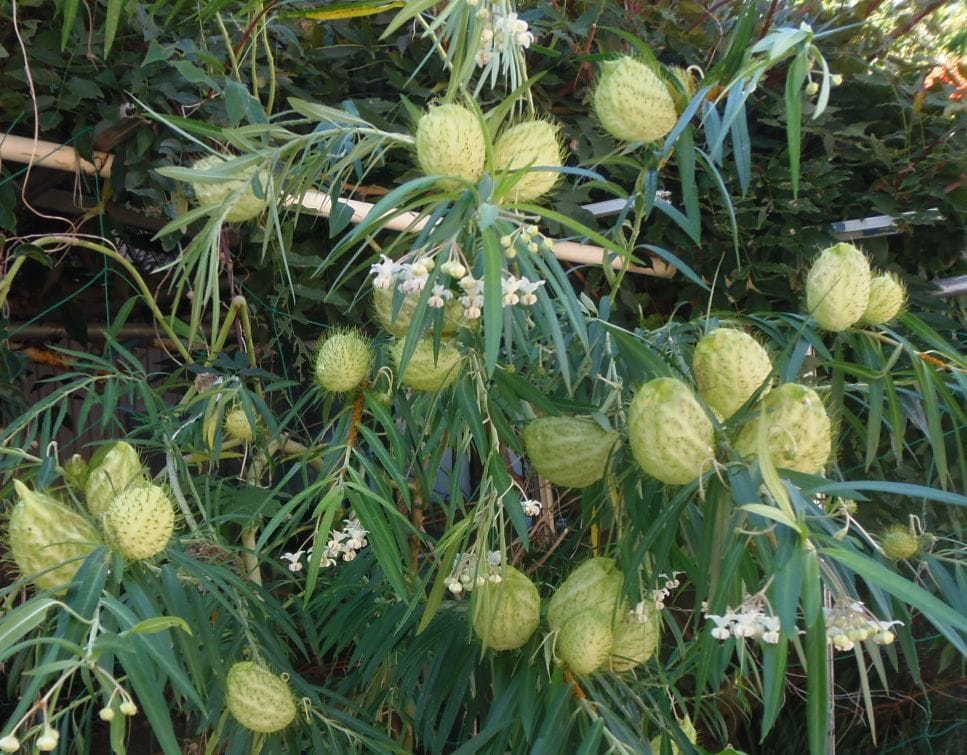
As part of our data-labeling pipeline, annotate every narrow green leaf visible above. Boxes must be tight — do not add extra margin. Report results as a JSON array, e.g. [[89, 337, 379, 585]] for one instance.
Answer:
[[482, 230, 504, 376], [784, 51, 808, 198], [122, 616, 193, 637], [0, 599, 58, 660], [60, 0, 81, 51], [802, 550, 829, 755], [103, 0, 128, 57]]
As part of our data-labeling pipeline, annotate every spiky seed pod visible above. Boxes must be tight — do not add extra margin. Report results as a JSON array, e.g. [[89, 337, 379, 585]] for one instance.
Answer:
[[628, 378, 715, 485], [556, 610, 614, 675], [806, 242, 872, 332], [493, 120, 563, 203], [881, 526, 921, 560], [861, 272, 907, 325], [62, 453, 90, 491], [8, 480, 101, 592], [472, 566, 541, 651], [226, 662, 298, 734], [522, 416, 620, 488], [547, 557, 624, 631], [372, 286, 469, 337], [735, 383, 832, 475], [85, 441, 145, 517], [391, 337, 463, 392], [224, 407, 255, 444], [189, 155, 270, 222], [415, 104, 486, 188], [693, 328, 773, 420], [650, 716, 699, 755], [593, 56, 678, 143], [103, 483, 175, 560], [610, 602, 661, 672], [314, 331, 373, 393]]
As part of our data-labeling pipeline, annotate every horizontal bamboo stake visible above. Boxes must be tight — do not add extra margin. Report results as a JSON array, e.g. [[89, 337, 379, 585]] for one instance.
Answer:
[[0, 133, 114, 178], [0, 131, 674, 278], [293, 190, 676, 278]]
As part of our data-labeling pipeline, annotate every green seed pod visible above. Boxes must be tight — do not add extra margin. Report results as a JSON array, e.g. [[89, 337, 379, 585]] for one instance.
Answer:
[[62, 453, 90, 491], [881, 525, 920, 560], [861, 272, 907, 325], [628, 378, 714, 485], [226, 662, 298, 734], [85, 441, 145, 517], [735, 383, 832, 475], [556, 610, 613, 675], [391, 337, 463, 392], [315, 331, 373, 393], [547, 557, 624, 631], [223, 407, 256, 444], [806, 242, 872, 332], [189, 155, 270, 222], [523, 416, 620, 488], [415, 104, 486, 188], [693, 328, 773, 420], [372, 285, 469, 337], [472, 566, 541, 651], [103, 483, 175, 560], [8, 480, 100, 592], [610, 602, 661, 672], [493, 120, 563, 203], [593, 57, 678, 143]]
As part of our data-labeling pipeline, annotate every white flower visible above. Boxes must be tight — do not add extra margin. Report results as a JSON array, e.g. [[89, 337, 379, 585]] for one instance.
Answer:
[[399, 271, 429, 294], [632, 601, 653, 624], [464, 306, 482, 320], [711, 626, 732, 640], [446, 578, 463, 595], [522, 499, 542, 516], [502, 276, 520, 306], [761, 630, 780, 644], [281, 551, 305, 572], [370, 255, 397, 289], [516, 276, 544, 306], [428, 284, 452, 309]]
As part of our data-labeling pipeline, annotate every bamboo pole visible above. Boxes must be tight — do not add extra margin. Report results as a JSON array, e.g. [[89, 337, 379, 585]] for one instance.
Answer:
[[292, 190, 676, 278], [0, 133, 114, 178], [0, 131, 675, 277]]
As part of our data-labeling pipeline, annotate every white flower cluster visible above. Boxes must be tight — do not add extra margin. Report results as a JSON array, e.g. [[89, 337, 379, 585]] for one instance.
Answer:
[[370, 254, 546, 320], [705, 594, 782, 644], [280, 517, 369, 572], [469, 2, 534, 67], [445, 550, 503, 595], [650, 571, 683, 611], [825, 601, 901, 651]]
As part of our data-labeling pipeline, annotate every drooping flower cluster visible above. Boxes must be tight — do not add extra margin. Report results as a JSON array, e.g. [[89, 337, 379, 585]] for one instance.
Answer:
[[445, 550, 503, 595], [280, 517, 369, 572], [704, 594, 782, 644], [825, 601, 901, 651], [650, 571, 683, 611], [370, 254, 546, 321]]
